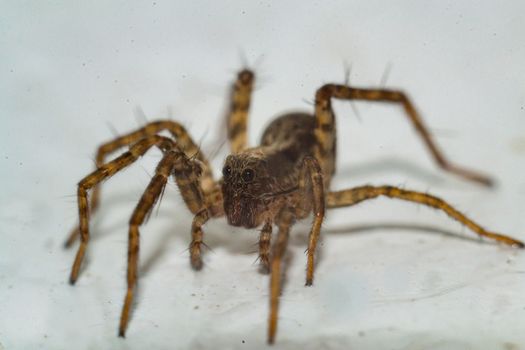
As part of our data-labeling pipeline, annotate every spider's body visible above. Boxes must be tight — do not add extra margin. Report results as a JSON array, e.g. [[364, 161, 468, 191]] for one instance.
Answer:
[[65, 68, 523, 344]]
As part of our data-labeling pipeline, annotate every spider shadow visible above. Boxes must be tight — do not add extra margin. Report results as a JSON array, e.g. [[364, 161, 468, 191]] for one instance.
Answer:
[[285, 220, 500, 279], [321, 222, 487, 244], [334, 156, 493, 190]]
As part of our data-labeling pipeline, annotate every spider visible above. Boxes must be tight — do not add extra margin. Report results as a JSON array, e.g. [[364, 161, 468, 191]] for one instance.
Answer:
[[65, 68, 523, 344]]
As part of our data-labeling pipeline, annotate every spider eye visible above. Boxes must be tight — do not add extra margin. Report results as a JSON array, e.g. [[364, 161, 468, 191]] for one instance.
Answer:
[[242, 168, 255, 182], [222, 165, 232, 178]]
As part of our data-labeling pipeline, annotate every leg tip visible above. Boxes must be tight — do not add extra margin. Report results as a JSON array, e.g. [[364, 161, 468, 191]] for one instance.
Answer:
[[118, 330, 126, 338], [481, 177, 495, 188], [267, 330, 276, 345], [305, 279, 313, 287], [191, 257, 203, 271], [69, 276, 77, 285]]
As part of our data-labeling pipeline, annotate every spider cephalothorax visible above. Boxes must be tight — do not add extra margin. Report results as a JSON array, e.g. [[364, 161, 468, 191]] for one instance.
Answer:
[[65, 68, 523, 344], [222, 151, 275, 228], [221, 148, 304, 228]]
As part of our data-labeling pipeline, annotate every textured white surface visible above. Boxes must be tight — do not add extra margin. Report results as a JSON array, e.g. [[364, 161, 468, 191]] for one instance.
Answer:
[[1, 1, 525, 349]]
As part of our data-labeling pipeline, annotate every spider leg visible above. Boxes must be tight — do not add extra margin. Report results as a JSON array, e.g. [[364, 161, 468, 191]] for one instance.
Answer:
[[187, 186, 225, 270], [64, 120, 213, 248], [313, 84, 493, 187], [294, 157, 326, 286], [119, 150, 183, 337], [189, 208, 209, 270], [228, 69, 254, 153], [69, 135, 174, 284], [326, 185, 524, 247], [268, 209, 294, 344], [258, 221, 272, 273]]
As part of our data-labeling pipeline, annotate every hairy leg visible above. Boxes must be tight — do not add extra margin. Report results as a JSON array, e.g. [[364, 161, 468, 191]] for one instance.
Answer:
[[313, 84, 493, 186], [295, 157, 326, 286], [187, 186, 226, 270], [268, 210, 294, 344], [64, 120, 213, 248], [228, 69, 254, 153], [326, 185, 524, 247], [119, 150, 185, 337], [258, 221, 272, 273], [69, 135, 175, 284], [189, 208, 209, 270]]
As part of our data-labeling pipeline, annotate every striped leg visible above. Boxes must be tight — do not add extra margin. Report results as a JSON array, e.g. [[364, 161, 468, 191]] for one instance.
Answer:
[[326, 185, 524, 247], [258, 221, 272, 273], [313, 84, 493, 186], [268, 210, 294, 344], [64, 120, 213, 248], [296, 157, 326, 286], [228, 69, 254, 153], [69, 136, 175, 284], [119, 150, 185, 337], [189, 208, 209, 270]]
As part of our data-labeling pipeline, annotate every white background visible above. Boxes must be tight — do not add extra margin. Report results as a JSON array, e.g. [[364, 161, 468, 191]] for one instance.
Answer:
[[1, 1, 525, 349]]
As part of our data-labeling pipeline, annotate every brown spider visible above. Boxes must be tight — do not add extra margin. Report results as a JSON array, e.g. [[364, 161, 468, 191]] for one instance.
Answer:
[[65, 68, 524, 344]]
